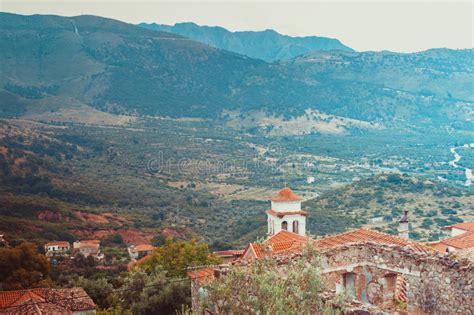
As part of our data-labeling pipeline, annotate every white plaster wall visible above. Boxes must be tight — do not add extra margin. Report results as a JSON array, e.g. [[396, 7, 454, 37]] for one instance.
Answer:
[[271, 201, 301, 212], [451, 228, 467, 237], [398, 223, 409, 239], [267, 213, 306, 236]]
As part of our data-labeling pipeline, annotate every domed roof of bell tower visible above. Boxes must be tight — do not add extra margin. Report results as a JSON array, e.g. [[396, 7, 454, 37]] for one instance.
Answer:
[[271, 187, 302, 202]]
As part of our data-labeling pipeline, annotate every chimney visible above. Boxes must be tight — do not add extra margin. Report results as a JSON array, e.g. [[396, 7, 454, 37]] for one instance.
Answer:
[[398, 210, 409, 239]]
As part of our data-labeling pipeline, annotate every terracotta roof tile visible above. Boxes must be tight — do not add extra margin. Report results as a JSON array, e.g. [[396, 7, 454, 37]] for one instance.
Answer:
[[130, 244, 154, 253], [268, 230, 307, 245], [0, 288, 95, 313], [313, 229, 432, 253], [213, 250, 244, 257], [446, 222, 474, 233], [271, 187, 302, 202], [187, 267, 216, 285], [250, 243, 264, 258], [437, 232, 474, 250], [243, 231, 307, 259], [45, 241, 70, 247], [243, 229, 432, 260]]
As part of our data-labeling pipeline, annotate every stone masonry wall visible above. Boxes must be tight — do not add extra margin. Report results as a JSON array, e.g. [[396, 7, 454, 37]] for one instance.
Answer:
[[313, 243, 473, 314], [193, 242, 473, 314]]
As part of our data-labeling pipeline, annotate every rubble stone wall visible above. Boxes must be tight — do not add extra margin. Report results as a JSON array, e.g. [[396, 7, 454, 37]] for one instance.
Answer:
[[315, 243, 474, 315], [190, 243, 473, 314]]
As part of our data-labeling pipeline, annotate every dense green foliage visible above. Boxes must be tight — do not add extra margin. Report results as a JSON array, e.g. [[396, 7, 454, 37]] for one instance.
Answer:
[[201, 245, 343, 314], [120, 266, 190, 314], [139, 239, 222, 278], [0, 242, 51, 290]]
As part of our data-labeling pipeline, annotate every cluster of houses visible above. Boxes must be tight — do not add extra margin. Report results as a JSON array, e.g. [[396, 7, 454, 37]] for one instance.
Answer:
[[44, 239, 155, 262], [0, 237, 156, 314], [44, 240, 103, 259]]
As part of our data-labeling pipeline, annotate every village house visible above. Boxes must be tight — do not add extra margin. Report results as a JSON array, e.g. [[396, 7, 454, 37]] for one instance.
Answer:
[[73, 240, 101, 259], [0, 287, 96, 314], [188, 187, 474, 314], [431, 222, 474, 253], [128, 244, 154, 260], [212, 250, 244, 264], [44, 241, 70, 256]]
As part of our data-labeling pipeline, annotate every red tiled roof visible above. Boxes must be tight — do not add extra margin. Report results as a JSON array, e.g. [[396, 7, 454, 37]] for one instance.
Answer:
[[213, 250, 244, 257], [243, 230, 307, 259], [266, 209, 307, 218], [2, 301, 71, 315], [187, 267, 216, 285], [268, 230, 307, 245], [45, 241, 70, 247], [313, 229, 432, 253], [0, 288, 95, 313], [242, 229, 432, 260], [79, 240, 100, 245], [130, 244, 154, 253], [75, 240, 100, 249], [271, 187, 302, 202], [435, 232, 474, 250], [445, 222, 474, 233]]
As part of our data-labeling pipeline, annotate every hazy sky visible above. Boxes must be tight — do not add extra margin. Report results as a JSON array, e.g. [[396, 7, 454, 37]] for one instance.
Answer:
[[1, 0, 473, 52]]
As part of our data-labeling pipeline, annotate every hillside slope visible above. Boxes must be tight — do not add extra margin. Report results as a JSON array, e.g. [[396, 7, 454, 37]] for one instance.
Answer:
[[139, 22, 353, 61], [1, 13, 473, 130], [304, 174, 474, 241]]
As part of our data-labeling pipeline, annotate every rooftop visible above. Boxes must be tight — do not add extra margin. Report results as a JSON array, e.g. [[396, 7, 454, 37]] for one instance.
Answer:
[[446, 222, 474, 233], [0, 288, 95, 314], [242, 228, 433, 260], [187, 267, 216, 285], [313, 228, 432, 253], [45, 241, 70, 247], [130, 244, 154, 253], [433, 231, 474, 250], [213, 249, 244, 257], [75, 240, 100, 248], [271, 187, 302, 202]]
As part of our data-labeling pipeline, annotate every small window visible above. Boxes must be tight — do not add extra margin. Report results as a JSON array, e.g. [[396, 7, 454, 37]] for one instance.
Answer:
[[292, 220, 299, 234], [281, 221, 288, 230]]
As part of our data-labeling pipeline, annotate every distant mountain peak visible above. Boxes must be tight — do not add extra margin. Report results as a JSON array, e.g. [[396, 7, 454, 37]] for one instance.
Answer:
[[138, 21, 354, 62]]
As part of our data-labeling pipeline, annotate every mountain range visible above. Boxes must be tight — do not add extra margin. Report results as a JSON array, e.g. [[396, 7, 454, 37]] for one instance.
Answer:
[[0, 13, 473, 132], [138, 22, 354, 61]]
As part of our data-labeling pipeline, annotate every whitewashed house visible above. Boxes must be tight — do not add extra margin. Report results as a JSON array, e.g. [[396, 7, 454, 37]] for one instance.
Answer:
[[73, 240, 101, 258], [44, 241, 70, 256], [128, 244, 154, 260]]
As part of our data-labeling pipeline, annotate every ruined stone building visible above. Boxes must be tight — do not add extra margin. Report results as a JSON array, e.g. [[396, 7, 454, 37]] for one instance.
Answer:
[[188, 187, 474, 314]]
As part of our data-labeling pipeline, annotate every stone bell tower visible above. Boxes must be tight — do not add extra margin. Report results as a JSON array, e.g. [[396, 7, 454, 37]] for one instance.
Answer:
[[266, 187, 306, 236]]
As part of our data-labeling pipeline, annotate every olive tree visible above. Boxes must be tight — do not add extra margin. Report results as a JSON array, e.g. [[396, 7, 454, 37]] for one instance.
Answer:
[[200, 245, 345, 314]]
